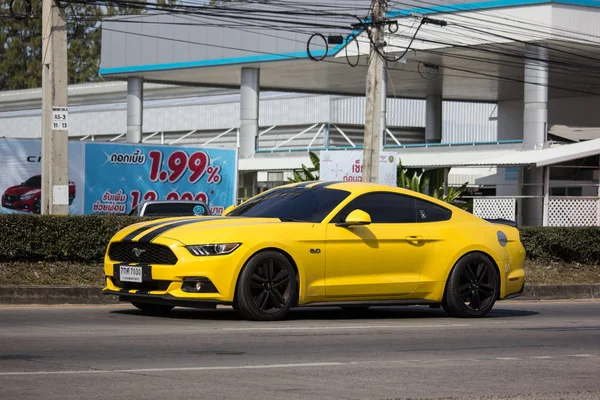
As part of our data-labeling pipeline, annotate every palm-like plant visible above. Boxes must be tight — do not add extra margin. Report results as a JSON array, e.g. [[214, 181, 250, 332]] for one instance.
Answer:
[[287, 152, 469, 210], [397, 161, 469, 209], [288, 151, 320, 182]]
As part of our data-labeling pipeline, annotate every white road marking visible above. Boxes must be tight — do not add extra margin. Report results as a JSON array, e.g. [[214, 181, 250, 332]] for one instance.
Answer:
[[571, 354, 593, 357], [533, 356, 552, 359], [220, 323, 469, 331], [0, 354, 595, 377]]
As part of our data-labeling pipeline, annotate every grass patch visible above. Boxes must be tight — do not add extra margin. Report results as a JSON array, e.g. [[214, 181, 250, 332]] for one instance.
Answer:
[[524, 261, 600, 284], [0, 262, 104, 286], [1, 260, 599, 286]]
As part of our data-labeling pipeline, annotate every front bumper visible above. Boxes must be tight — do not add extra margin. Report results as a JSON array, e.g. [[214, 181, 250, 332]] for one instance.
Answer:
[[103, 288, 227, 309], [2, 198, 36, 212], [103, 236, 245, 304]]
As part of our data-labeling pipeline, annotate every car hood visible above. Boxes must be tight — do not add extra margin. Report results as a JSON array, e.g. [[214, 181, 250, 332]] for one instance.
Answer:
[[4, 185, 39, 196], [115, 216, 285, 244]]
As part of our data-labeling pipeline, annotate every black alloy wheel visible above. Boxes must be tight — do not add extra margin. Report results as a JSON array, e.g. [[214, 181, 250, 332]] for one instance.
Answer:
[[234, 250, 298, 321], [443, 253, 499, 318]]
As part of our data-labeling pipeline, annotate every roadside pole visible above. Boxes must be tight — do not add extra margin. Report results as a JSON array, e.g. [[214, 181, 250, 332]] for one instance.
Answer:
[[362, 0, 386, 183], [41, 0, 69, 215]]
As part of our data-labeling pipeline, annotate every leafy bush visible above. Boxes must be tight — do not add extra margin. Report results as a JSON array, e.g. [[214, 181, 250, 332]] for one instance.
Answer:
[[520, 226, 600, 265], [0, 214, 151, 263], [0, 214, 599, 266]]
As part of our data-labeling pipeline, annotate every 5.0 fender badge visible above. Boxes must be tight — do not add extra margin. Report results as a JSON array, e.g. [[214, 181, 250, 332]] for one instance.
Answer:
[[309, 248, 321, 254]]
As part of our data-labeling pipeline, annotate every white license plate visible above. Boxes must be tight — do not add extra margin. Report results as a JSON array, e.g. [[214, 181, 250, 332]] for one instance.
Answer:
[[120, 266, 143, 283]]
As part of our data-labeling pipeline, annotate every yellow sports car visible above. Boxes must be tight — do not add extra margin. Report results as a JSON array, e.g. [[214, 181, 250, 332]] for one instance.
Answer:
[[102, 181, 525, 320]]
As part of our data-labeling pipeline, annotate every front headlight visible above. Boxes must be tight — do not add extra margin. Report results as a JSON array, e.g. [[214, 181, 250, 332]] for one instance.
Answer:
[[20, 194, 34, 200], [186, 243, 241, 256]]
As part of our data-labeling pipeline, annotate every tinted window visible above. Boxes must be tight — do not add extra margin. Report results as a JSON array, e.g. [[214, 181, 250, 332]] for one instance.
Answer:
[[228, 187, 350, 223], [143, 203, 209, 217], [333, 192, 416, 223], [24, 176, 41, 188], [415, 199, 452, 222]]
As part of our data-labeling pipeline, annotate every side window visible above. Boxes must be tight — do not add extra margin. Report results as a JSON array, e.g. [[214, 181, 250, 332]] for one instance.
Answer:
[[334, 192, 416, 223], [415, 199, 452, 222]]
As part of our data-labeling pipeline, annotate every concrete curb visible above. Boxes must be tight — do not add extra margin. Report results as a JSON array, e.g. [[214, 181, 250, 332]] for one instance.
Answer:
[[518, 283, 600, 301], [0, 286, 119, 305], [0, 284, 599, 305]]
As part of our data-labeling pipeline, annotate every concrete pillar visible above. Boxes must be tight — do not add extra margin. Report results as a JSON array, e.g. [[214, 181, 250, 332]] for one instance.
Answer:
[[522, 45, 548, 226], [126, 77, 143, 143], [425, 95, 442, 143], [381, 65, 387, 147], [240, 68, 259, 159], [523, 45, 548, 150]]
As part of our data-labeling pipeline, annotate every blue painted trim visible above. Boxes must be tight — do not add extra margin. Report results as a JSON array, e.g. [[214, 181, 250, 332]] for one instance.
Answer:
[[254, 140, 524, 153], [99, 50, 329, 75], [99, 0, 600, 76]]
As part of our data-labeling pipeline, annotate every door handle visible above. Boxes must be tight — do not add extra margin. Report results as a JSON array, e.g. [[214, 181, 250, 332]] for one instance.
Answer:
[[405, 235, 425, 242]]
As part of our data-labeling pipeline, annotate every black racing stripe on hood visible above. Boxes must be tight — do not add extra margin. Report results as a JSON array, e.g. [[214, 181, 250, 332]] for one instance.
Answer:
[[121, 218, 198, 242], [136, 217, 225, 243]]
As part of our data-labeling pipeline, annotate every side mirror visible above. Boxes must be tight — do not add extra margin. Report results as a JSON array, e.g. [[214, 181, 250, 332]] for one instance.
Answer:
[[336, 209, 371, 227], [222, 205, 235, 216]]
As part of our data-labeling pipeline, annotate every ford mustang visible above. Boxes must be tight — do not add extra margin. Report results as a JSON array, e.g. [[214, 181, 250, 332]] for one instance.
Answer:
[[102, 181, 525, 320]]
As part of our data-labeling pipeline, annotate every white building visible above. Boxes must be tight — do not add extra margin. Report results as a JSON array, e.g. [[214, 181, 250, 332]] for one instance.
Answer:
[[0, 81, 500, 198], [3, 0, 600, 226]]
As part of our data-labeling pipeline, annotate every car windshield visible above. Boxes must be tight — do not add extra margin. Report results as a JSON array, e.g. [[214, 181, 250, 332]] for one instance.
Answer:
[[228, 187, 350, 223], [23, 176, 41, 188]]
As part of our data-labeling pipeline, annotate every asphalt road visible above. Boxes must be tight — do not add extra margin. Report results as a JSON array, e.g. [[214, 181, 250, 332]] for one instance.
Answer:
[[1, 301, 599, 400]]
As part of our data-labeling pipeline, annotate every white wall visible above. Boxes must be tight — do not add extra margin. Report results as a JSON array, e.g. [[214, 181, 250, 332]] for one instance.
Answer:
[[548, 96, 600, 128], [497, 100, 523, 141], [497, 96, 600, 143]]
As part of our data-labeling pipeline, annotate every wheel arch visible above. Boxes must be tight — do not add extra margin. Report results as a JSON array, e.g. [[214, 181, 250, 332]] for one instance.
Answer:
[[232, 247, 301, 306], [442, 250, 503, 304]]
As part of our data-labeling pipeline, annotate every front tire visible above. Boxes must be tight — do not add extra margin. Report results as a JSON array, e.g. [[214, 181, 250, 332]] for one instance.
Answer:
[[131, 302, 174, 314], [443, 253, 499, 318], [234, 250, 298, 321]]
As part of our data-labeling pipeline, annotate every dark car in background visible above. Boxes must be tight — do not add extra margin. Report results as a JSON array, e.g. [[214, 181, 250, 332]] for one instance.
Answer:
[[128, 200, 211, 217], [2, 175, 76, 214]]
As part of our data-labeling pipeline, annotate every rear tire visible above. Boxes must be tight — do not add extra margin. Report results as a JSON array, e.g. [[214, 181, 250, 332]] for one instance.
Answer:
[[131, 302, 174, 314], [234, 250, 298, 321], [443, 253, 499, 318]]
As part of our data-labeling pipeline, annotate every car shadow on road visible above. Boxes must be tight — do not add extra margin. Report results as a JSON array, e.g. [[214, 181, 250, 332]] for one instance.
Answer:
[[110, 305, 538, 321]]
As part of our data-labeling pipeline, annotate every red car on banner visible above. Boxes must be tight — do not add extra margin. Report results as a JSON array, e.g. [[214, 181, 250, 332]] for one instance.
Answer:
[[1, 175, 76, 214]]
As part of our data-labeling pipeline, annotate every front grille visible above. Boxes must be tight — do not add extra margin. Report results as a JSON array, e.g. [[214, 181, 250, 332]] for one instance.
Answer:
[[111, 278, 172, 292], [4, 194, 19, 202], [108, 242, 178, 265]]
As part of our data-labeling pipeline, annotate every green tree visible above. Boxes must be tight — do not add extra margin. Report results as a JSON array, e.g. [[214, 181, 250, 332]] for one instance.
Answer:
[[0, 0, 147, 91]]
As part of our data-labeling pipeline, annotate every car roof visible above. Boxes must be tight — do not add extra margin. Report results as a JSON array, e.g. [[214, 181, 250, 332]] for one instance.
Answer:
[[281, 181, 423, 196], [140, 200, 207, 205], [275, 180, 467, 211]]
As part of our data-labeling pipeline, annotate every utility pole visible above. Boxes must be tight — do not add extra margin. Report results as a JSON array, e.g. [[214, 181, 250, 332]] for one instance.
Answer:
[[41, 0, 69, 215], [362, 0, 386, 183]]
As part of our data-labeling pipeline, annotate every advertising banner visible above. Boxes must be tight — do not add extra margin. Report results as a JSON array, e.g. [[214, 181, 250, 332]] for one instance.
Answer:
[[84, 142, 237, 215], [319, 150, 398, 186], [0, 138, 86, 215]]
